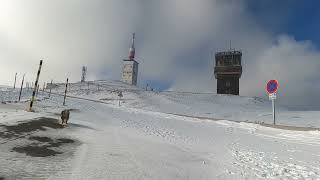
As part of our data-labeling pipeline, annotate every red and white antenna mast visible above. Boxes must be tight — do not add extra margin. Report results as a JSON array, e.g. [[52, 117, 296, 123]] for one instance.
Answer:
[[129, 33, 135, 60]]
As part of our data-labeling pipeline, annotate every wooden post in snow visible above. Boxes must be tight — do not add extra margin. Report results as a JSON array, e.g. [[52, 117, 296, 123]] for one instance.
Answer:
[[36, 84, 40, 97], [118, 91, 123, 106], [49, 80, 53, 97], [28, 60, 43, 112], [13, 73, 17, 89], [18, 74, 25, 101], [63, 78, 68, 106]]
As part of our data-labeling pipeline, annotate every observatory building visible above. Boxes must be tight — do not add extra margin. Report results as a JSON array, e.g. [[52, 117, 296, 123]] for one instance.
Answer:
[[214, 50, 242, 95], [122, 33, 139, 86]]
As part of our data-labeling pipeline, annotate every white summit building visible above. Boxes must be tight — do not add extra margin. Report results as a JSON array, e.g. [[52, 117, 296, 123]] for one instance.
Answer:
[[122, 33, 139, 86]]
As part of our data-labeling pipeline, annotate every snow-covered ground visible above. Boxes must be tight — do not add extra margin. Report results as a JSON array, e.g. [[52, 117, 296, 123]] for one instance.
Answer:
[[51, 80, 320, 128], [0, 80, 320, 179]]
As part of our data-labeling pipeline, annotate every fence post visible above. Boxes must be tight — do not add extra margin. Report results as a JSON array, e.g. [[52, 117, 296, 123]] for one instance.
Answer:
[[14, 73, 17, 89], [63, 78, 68, 106], [49, 80, 53, 97], [18, 74, 25, 101], [28, 60, 43, 112], [36, 84, 39, 97]]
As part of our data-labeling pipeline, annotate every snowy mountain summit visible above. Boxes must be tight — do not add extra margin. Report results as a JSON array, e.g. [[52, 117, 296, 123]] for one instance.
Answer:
[[0, 79, 319, 179]]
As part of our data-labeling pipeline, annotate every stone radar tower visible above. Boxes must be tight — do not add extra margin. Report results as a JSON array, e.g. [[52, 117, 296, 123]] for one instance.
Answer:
[[122, 33, 139, 86]]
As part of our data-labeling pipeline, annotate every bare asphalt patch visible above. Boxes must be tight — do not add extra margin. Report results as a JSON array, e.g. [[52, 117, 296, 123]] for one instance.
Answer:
[[0, 117, 62, 139], [0, 117, 86, 179], [0, 117, 81, 157], [12, 136, 76, 157]]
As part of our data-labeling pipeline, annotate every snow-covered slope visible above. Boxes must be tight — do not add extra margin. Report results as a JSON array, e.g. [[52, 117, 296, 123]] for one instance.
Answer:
[[46, 80, 319, 128], [0, 80, 320, 179], [1, 79, 320, 128]]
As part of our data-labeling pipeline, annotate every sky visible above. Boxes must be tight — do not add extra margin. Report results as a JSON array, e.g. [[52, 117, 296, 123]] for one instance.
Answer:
[[0, 0, 319, 109]]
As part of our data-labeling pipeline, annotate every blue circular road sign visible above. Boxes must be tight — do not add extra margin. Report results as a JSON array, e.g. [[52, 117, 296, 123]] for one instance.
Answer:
[[266, 80, 279, 94]]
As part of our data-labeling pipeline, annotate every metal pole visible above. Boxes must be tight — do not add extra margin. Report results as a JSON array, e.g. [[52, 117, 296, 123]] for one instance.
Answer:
[[63, 78, 68, 106], [49, 80, 53, 97], [118, 92, 122, 107], [36, 84, 39, 97], [272, 98, 275, 125], [29, 60, 43, 112], [18, 74, 25, 101], [14, 73, 17, 89], [43, 82, 46, 92]]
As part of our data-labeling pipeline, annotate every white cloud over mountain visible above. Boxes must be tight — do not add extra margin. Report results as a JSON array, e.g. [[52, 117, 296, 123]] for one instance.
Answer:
[[0, 0, 319, 108]]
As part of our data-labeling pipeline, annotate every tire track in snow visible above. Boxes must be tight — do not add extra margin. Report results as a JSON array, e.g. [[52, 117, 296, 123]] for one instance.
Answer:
[[230, 142, 320, 179], [66, 143, 89, 180]]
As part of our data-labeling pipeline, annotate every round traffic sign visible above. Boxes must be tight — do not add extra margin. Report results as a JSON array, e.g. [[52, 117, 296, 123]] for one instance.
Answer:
[[266, 80, 279, 94]]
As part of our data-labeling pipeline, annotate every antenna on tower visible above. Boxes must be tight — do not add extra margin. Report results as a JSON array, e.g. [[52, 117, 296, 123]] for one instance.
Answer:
[[132, 33, 135, 47], [129, 33, 136, 60], [210, 50, 215, 79], [81, 66, 87, 82]]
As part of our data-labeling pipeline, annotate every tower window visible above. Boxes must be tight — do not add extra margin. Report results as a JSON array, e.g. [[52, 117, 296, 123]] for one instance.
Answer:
[[233, 58, 239, 65], [226, 81, 230, 87], [224, 59, 232, 66]]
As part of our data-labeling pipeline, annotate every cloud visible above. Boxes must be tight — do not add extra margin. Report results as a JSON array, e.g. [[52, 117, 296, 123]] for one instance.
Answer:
[[0, 0, 319, 108], [241, 35, 320, 108], [0, 0, 142, 84]]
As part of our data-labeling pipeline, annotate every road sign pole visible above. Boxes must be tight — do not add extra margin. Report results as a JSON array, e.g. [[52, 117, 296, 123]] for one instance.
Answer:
[[118, 91, 123, 107], [266, 80, 279, 126], [272, 98, 275, 125]]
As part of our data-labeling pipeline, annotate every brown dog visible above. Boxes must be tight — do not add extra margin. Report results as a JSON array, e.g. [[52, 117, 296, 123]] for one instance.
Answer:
[[61, 109, 70, 126]]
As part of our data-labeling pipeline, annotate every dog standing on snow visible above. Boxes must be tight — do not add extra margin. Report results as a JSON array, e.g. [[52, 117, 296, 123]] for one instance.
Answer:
[[61, 109, 70, 126]]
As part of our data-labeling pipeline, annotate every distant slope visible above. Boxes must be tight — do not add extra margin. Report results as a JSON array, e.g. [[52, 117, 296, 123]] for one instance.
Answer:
[[49, 80, 284, 123], [1, 79, 320, 128]]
